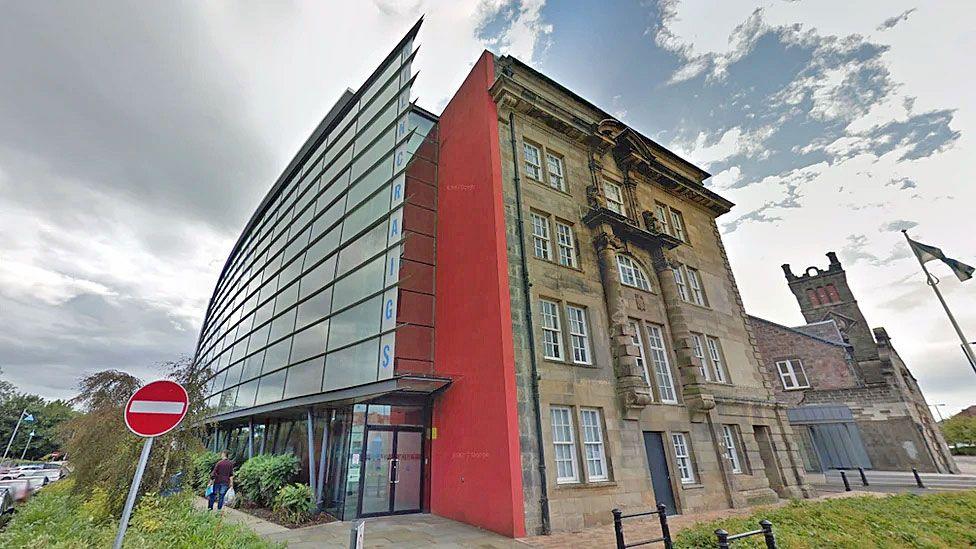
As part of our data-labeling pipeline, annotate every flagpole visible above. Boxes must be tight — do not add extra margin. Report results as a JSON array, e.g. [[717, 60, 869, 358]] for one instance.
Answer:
[[2, 409, 27, 463], [904, 230, 976, 376]]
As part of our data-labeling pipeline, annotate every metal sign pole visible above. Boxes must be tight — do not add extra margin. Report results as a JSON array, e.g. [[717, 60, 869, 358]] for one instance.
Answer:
[[20, 431, 35, 460], [113, 436, 154, 549]]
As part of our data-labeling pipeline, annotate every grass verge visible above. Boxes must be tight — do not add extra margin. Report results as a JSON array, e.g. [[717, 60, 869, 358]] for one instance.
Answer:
[[673, 491, 976, 548]]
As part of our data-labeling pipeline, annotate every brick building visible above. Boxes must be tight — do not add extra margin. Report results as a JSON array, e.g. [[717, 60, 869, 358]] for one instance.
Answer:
[[194, 21, 814, 539], [750, 252, 958, 474]]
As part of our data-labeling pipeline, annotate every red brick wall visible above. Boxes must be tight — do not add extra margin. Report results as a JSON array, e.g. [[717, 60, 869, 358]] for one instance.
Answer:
[[750, 317, 858, 406]]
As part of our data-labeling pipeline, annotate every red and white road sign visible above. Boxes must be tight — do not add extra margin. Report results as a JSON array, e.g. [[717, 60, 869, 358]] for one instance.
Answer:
[[124, 380, 188, 437]]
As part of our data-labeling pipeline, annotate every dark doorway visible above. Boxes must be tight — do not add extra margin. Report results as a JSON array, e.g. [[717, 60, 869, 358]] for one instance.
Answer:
[[753, 425, 787, 497], [357, 425, 424, 517], [642, 431, 677, 515]]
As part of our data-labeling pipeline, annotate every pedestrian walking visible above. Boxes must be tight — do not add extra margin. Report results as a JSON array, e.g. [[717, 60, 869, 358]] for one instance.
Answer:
[[207, 451, 235, 511]]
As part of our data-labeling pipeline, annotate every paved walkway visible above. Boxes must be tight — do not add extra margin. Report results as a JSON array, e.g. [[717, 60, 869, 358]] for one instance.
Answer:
[[264, 513, 529, 548], [195, 498, 527, 548], [956, 455, 976, 475]]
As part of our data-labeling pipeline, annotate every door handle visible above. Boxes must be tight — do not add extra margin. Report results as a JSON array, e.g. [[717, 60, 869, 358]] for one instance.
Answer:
[[389, 458, 396, 484], [391, 458, 400, 484]]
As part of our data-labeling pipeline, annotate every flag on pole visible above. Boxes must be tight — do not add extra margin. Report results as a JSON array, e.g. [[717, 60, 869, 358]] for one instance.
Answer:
[[905, 234, 975, 282], [22, 413, 34, 422]]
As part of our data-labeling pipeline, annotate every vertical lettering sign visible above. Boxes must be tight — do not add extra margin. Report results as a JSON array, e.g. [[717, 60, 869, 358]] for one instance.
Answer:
[[377, 38, 414, 379]]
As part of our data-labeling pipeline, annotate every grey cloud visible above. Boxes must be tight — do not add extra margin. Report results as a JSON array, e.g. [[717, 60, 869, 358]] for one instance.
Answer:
[[840, 234, 912, 267], [881, 219, 918, 232], [877, 8, 917, 31], [0, 2, 273, 231]]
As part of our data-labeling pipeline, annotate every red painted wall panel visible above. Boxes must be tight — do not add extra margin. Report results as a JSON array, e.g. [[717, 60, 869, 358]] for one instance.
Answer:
[[431, 51, 526, 538]]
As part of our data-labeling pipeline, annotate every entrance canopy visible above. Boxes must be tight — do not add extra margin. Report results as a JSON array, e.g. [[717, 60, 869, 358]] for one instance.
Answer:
[[206, 374, 451, 425]]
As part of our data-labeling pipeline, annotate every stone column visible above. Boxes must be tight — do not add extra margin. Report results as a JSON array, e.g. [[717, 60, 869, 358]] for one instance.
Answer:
[[593, 229, 652, 418], [648, 246, 713, 415]]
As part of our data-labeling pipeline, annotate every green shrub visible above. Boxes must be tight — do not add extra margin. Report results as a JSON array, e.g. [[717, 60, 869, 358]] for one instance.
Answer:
[[0, 478, 281, 549], [234, 453, 300, 507], [673, 491, 976, 548], [272, 483, 315, 524], [951, 445, 976, 456], [191, 451, 221, 492]]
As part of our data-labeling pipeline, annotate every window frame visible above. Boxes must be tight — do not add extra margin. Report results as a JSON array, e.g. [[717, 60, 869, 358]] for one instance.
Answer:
[[685, 266, 708, 307], [539, 299, 564, 361], [529, 212, 553, 261], [691, 333, 711, 381], [776, 359, 810, 390], [669, 209, 687, 241], [523, 141, 543, 181], [545, 151, 567, 192], [629, 320, 652, 388], [603, 180, 626, 216], [673, 265, 690, 302], [670, 432, 696, 484], [565, 304, 592, 365], [722, 425, 744, 474], [706, 336, 728, 383], [551, 406, 580, 484], [554, 220, 578, 268], [579, 408, 609, 482], [645, 324, 678, 404], [617, 255, 652, 292]]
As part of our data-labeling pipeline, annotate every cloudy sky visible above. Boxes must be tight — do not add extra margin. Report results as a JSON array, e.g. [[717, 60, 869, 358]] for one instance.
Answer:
[[1, 1, 973, 415]]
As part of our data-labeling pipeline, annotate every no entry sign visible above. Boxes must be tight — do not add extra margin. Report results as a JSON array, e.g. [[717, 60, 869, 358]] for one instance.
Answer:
[[124, 380, 188, 437]]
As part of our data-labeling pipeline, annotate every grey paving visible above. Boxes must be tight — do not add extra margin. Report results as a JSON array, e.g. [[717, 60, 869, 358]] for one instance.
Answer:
[[264, 513, 530, 548]]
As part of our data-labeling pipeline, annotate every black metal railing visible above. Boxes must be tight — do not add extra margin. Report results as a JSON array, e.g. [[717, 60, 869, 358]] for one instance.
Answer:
[[715, 520, 777, 549], [831, 466, 927, 490], [612, 503, 673, 549]]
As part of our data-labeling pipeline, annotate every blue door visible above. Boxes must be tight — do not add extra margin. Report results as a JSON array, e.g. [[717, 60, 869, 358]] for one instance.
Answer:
[[642, 432, 677, 515]]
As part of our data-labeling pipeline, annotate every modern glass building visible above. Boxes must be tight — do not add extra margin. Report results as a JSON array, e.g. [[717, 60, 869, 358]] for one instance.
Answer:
[[194, 20, 444, 519]]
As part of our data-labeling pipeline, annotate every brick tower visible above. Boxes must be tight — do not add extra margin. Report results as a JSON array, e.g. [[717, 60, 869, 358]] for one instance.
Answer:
[[781, 252, 879, 366]]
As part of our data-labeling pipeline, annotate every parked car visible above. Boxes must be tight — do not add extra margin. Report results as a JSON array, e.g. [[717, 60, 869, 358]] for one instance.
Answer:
[[0, 479, 30, 502], [0, 487, 13, 515]]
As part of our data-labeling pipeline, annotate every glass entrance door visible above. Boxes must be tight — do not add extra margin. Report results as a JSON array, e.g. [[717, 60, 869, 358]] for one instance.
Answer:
[[358, 425, 423, 516]]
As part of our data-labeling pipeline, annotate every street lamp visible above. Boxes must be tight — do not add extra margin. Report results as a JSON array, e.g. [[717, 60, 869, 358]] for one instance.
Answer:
[[929, 403, 948, 422]]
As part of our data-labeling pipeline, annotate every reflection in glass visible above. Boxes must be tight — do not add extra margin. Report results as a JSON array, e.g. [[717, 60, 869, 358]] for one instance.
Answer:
[[324, 337, 380, 390]]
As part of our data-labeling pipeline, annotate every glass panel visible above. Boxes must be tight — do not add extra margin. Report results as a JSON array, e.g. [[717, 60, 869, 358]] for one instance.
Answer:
[[262, 337, 292, 375], [393, 430, 422, 512], [360, 429, 393, 514], [290, 319, 330, 364], [234, 379, 259, 410], [332, 255, 385, 311], [255, 368, 286, 405], [324, 337, 380, 390], [338, 223, 387, 276], [327, 298, 382, 351], [296, 287, 334, 330], [283, 357, 325, 399]]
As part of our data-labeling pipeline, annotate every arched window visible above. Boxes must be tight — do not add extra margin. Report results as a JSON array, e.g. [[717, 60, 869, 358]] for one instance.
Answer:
[[825, 284, 841, 304], [806, 289, 821, 306], [816, 287, 830, 305], [617, 255, 651, 291]]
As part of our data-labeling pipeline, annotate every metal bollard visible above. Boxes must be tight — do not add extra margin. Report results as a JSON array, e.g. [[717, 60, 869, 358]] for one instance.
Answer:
[[858, 467, 869, 486], [657, 503, 673, 549], [912, 467, 925, 488], [612, 508, 625, 549], [760, 519, 777, 549], [715, 529, 730, 549], [840, 470, 851, 491]]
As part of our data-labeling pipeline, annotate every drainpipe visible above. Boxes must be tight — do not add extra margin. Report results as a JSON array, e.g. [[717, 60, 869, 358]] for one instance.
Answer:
[[508, 110, 551, 535]]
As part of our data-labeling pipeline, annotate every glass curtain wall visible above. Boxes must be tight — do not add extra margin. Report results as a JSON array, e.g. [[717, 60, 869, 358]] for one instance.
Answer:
[[192, 32, 435, 417]]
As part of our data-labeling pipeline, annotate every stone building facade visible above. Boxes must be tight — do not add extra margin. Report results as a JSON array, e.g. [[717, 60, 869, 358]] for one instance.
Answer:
[[751, 252, 958, 474], [486, 55, 812, 534]]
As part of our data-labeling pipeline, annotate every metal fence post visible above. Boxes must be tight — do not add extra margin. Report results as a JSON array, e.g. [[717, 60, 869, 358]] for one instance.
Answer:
[[612, 508, 626, 549], [858, 467, 869, 486], [657, 503, 673, 549], [912, 467, 925, 488], [840, 470, 851, 491], [760, 519, 777, 549], [715, 529, 730, 549]]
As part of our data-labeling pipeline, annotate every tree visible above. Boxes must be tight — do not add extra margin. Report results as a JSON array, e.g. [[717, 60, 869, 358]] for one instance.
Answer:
[[0, 370, 78, 461], [941, 414, 976, 448], [62, 358, 206, 513]]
